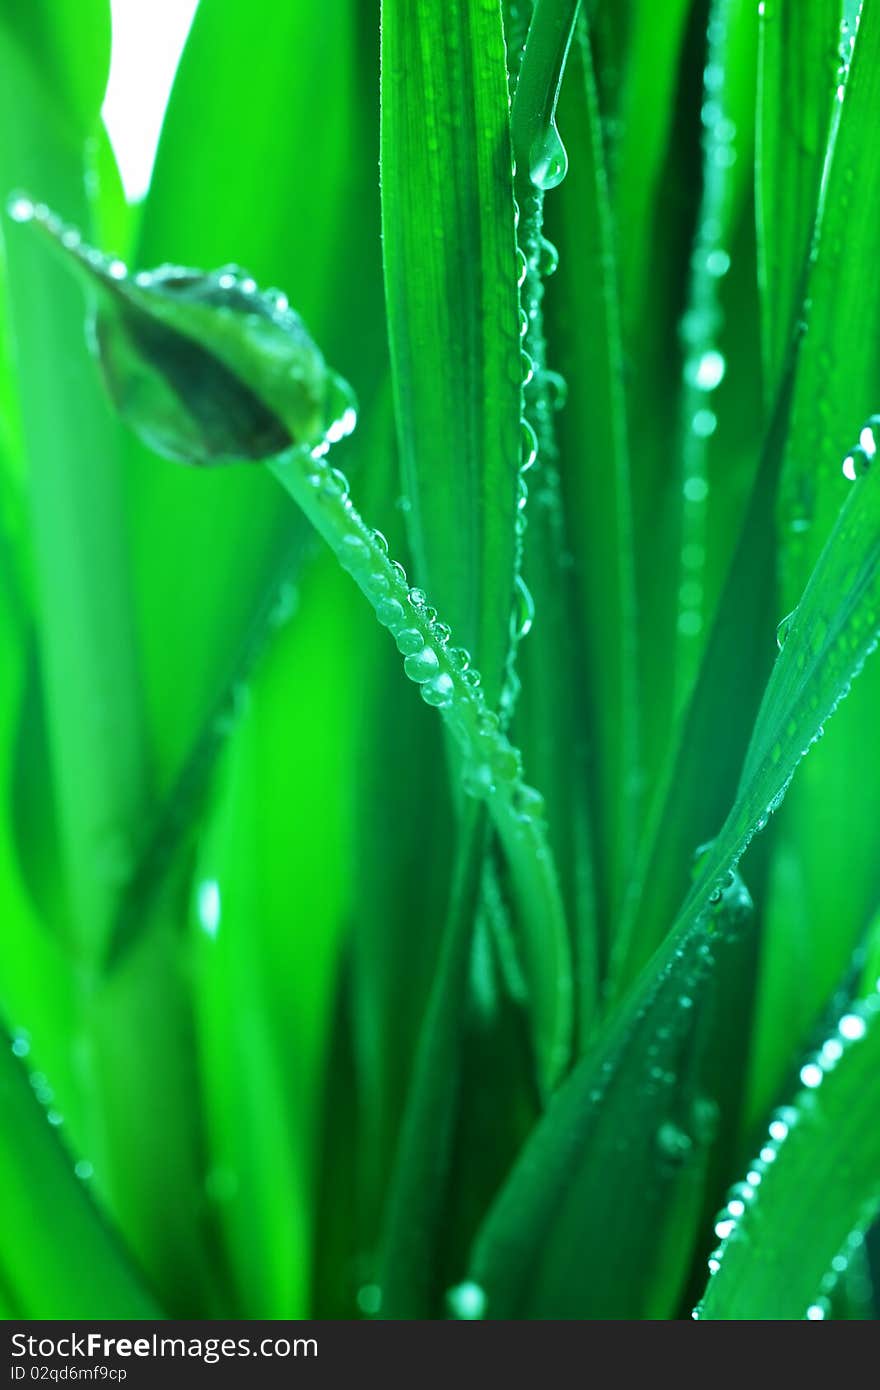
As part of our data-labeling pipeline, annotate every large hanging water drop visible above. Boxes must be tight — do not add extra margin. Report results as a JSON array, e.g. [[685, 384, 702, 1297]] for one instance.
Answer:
[[529, 120, 568, 191]]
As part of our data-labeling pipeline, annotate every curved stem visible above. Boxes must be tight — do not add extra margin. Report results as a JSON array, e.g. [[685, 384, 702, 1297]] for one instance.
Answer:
[[267, 446, 572, 1092]]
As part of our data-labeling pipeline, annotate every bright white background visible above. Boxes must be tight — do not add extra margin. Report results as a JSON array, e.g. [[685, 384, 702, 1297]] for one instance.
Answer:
[[102, 0, 200, 201]]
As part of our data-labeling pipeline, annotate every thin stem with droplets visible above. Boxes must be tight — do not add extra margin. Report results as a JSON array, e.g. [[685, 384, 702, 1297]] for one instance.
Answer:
[[266, 441, 573, 1091]]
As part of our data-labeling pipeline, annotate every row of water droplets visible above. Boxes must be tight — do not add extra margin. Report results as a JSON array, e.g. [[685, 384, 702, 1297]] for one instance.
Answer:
[[675, 0, 735, 698], [770, 413, 880, 787], [442, 867, 745, 1323], [777, 415, 878, 650], [692, 991, 879, 1319], [495, 1, 570, 726], [276, 406, 549, 823], [7, 193, 299, 333], [7, 1030, 95, 1182]]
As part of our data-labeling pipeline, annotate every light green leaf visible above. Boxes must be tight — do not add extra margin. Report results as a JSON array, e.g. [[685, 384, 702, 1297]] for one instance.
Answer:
[[0, 1031, 161, 1319], [380, 0, 522, 710], [698, 992, 880, 1320]]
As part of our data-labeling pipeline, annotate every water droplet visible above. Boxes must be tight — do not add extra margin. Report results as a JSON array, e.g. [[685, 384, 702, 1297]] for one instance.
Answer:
[[520, 419, 538, 472], [463, 668, 482, 688], [519, 307, 529, 338], [656, 1121, 693, 1165], [403, 648, 440, 683], [7, 193, 36, 223], [686, 349, 726, 391], [377, 598, 405, 628], [839, 1012, 866, 1041], [692, 409, 717, 438], [776, 609, 796, 650], [768, 1105, 798, 1142], [408, 587, 427, 610], [74, 1159, 94, 1180], [431, 621, 452, 646], [421, 673, 454, 708], [706, 248, 731, 277], [842, 444, 870, 480], [521, 351, 535, 387], [447, 1280, 486, 1319], [512, 573, 534, 638], [447, 646, 471, 671], [390, 560, 408, 585], [11, 1032, 30, 1058], [683, 475, 709, 502], [543, 370, 568, 411], [714, 1211, 737, 1240], [537, 235, 559, 276], [806, 1299, 829, 1320], [197, 880, 221, 938], [341, 534, 369, 568], [490, 743, 522, 781], [530, 121, 568, 191], [372, 529, 389, 554], [356, 1284, 382, 1316], [462, 761, 495, 798], [859, 415, 880, 458], [516, 247, 528, 288], [395, 628, 424, 656], [800, 1060, 823, 1089], [513, 784, 545, 821]]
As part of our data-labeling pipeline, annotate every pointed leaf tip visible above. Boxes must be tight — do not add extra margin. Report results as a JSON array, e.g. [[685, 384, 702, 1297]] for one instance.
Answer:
[[6, 195, 357, 465]]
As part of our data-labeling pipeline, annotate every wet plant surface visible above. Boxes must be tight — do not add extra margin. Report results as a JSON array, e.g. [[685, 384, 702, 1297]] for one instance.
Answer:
[[0, 0, 879, 1321]]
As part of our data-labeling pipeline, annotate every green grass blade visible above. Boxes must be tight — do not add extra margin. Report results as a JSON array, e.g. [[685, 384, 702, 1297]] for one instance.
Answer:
[[0, 3, 218, 1311], [466, 877, 753, 1317], [612, 370, 793, 990], [697, 991, 880, 1320], [0, 1030, 161, 1319], [547, 16, 638, 962], [126, 0, 385, 798], [749, 3, 880, 1121], [466, 420, 880, 1312], [380, 0, 522, 711], [376, 806, 488, 1318], [756, 0, 841, 390]]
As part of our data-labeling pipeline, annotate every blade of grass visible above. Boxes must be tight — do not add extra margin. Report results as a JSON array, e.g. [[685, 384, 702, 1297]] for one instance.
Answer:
[[465, 427, 880, 1311], [465, 876, 753, 1317], [697, 991, 880, 1320], [750, 0, 880, 1121], [376, 805, 488, 1318], [0, 1, 217, 1312], [380, 0, 522, 712], [756, 0, 841, 392], [0, 1028, 161, 1319], [545, 14, 638, 977]]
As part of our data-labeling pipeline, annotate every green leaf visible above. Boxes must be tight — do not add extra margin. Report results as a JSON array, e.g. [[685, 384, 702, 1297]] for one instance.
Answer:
[[0, 1030, 160, 1319], [756, 0, 841, 390], [548, 16, 638, 959], [467, 415, 880, 1312], [14, 204, 356, 464], [749, 3, 880, 1121], [0, 0, 110, 134], [466, 874, 753, 1317], [380, 0, 522, 710], [697, 992, 880, 1320]]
